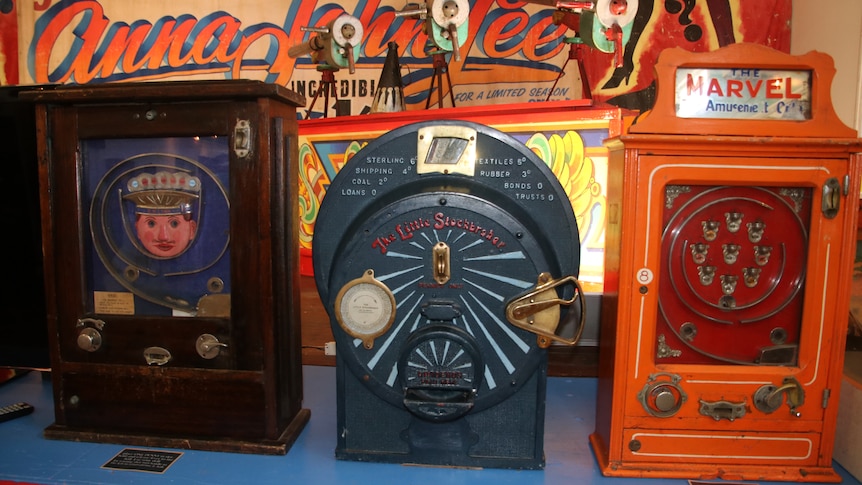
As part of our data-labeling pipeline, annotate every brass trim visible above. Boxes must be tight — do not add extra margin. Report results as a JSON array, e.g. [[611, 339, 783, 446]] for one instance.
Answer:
[[416, 125, 477, 176]]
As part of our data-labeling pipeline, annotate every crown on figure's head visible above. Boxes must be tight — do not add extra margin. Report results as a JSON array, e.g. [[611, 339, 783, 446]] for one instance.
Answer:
[[123, 171, 201, 215]]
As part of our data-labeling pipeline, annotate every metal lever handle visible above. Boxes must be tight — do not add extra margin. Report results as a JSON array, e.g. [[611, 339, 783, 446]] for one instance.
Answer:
[[754, 376, 804, 417], [605, 22, 624, 68], [509, 274, 581, 318], [196, 334, 228, 359], [394, 6, 428, 19], [301, 26, 330, 34], [344, 42, 356, 74], [505, 272, 586, 348], [447, 22, 461, 62], [510, 296, 572, 318]]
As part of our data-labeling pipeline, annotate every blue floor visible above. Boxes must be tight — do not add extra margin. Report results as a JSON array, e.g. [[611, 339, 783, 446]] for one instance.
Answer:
[[0, 366, 858, 485]]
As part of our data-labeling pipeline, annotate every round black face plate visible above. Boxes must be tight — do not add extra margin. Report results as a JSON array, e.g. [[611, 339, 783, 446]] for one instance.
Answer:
[[313, 120, 580, 414], [399, 324, 484, 422]]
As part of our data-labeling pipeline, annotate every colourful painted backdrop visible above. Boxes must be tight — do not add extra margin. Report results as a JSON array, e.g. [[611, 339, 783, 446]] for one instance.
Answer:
[[2, 0, 790, 114], [296, 104, 623, 285], [0, 0, 792, 284], [0, 0, 17, 85]]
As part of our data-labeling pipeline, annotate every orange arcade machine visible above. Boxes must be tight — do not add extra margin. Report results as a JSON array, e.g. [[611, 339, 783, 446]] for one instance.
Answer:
[[590, 43, 862, 482]]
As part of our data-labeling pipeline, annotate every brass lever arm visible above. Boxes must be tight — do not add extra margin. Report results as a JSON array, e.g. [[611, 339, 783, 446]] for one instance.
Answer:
[[505, 273, 586, 348]]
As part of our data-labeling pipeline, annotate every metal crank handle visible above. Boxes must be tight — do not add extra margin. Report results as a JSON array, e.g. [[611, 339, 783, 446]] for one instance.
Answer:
[[506, 273, 587, 348]]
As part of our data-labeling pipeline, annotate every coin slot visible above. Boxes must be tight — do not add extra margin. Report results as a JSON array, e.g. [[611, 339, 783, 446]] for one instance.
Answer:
[[432, 242, 450, 285]]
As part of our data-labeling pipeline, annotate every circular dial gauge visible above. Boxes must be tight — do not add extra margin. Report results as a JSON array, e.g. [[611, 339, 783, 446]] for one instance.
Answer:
[[334, 269, 396, 349], [327, 192, 553, 413]]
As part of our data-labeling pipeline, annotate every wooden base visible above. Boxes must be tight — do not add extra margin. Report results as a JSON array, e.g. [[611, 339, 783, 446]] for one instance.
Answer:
[[44, 408, 311, 455]]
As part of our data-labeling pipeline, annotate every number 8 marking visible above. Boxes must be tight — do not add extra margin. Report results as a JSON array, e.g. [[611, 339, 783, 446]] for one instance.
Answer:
[[637, 268, 654, 285]]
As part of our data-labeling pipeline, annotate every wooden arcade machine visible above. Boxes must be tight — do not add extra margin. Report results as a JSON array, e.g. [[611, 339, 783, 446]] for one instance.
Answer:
[[590, 44, 862, 481], [26, 81, 310, 454]]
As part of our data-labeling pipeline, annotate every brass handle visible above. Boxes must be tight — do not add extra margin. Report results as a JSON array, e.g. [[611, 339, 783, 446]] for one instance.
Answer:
[[754, 376, 804, 417], [505, 273, 586, 348], [433, 242, 450, 285], [699, 399, 746, 421]]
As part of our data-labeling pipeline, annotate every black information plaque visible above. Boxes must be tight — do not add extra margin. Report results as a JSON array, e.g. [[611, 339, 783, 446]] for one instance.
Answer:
[[102, 448, 182, 474]]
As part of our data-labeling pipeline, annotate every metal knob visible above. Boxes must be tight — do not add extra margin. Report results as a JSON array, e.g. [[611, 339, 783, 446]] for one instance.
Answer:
[[196, 334, 227, 359], [653, 389, 677, 413], [638, 373, 686, 417], [77, 327, 102, 352]]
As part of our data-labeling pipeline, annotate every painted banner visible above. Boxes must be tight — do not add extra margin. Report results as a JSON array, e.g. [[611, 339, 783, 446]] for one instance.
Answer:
[[0, 0, 17, 85], [4, 0, 790, 114]]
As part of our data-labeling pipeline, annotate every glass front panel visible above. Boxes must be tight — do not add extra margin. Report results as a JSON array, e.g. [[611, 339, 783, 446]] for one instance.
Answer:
[[656, 185, 811, 366], [83, 136, 230, 317]]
